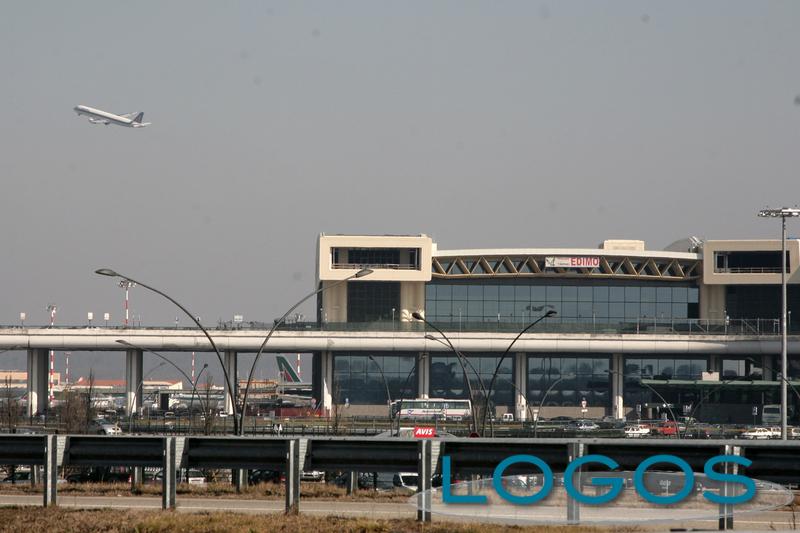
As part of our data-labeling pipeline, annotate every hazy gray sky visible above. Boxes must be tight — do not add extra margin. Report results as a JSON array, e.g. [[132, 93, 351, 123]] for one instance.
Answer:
[[1, 2, 799, 378]]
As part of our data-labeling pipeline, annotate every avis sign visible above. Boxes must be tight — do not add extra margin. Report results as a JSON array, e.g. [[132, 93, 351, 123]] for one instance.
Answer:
[[413, 426, 436, 438], [545, 256, 600, 268]]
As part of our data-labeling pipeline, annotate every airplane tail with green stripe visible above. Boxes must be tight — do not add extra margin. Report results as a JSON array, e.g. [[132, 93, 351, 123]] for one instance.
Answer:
[[276, 355, 302, 383]]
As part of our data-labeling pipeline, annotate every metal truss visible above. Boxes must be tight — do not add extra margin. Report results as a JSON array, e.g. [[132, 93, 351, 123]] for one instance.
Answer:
[[431, 254, 701, 281]]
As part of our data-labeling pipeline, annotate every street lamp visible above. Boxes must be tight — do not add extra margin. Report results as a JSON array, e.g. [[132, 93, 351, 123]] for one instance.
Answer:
[[532, 373, 576, 438], [758, 207, 799, 440], [412, 312, 486, 434], [128, 362, 167, 431], [606, 369, 680, 439], [239, 268, 373, 435], [95, 268, 238, 434], [188, 363, 209, 433], [368, 355, 392, 406], [481, 309, 557, 435], [116, 340, 206, 433]]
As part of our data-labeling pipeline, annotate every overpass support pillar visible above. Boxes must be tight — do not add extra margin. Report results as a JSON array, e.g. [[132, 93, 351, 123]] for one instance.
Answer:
[[416, 439, 432, 522], [125, 349, 143, 417], [611, 354, 624, 420], [224, 351, 237, 416], [514, 353, 527, 421], [320, 351, 334, 415], [417, 352, 429, 399], [27, 349, 49, 417], [761, 354, 774, 380]]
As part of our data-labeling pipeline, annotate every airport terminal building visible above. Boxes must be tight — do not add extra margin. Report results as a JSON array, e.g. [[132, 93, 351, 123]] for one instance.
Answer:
[[312, 234, 800, 423]]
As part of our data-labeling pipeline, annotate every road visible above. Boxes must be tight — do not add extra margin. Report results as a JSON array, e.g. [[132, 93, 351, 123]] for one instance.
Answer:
[[0, 494, 797, 530]]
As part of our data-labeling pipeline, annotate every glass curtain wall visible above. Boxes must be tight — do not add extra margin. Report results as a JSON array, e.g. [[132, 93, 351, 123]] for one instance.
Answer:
[[426, 280, 699, 325], [526, 355, 611, 408], [623, 356, 707, 409], [333, 352, 417, 404], [429, 354, 514, 407]]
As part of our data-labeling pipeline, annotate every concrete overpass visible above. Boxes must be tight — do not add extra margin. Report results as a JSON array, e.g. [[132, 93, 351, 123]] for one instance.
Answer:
[[1, 325, 799, 419]]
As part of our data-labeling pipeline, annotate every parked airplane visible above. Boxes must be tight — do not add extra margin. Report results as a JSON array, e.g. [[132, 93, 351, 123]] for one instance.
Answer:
[[276, 355, 304, 384], [73, 105, 151, 128]]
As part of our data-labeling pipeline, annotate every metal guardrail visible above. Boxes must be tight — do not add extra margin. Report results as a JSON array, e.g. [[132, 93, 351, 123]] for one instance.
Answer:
[[2, 435, 800, 526]]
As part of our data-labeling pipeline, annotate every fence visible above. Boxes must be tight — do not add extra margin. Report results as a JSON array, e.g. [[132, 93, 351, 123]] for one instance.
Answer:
[[1, 435, 799, 528]]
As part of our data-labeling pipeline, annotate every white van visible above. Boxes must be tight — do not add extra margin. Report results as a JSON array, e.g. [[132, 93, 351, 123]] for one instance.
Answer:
[[502, 413, 514, 422]]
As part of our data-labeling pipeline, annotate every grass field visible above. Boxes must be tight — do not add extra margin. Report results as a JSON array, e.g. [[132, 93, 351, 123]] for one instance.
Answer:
[[0, 507, 632, 533]]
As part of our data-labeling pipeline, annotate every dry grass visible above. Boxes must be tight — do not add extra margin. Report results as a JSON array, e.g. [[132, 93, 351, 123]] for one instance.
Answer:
[[0, 507, 630, 533]]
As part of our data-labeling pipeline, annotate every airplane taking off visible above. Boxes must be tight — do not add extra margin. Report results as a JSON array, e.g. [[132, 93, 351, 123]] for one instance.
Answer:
[[73, 105, 151, 128]]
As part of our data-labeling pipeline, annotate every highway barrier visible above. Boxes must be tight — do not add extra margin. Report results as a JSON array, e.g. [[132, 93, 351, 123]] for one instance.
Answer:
[[0, 435, 798, 527]]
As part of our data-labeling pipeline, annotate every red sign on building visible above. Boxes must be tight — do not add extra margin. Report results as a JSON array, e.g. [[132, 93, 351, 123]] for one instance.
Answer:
[[413, 426, 436, 438]]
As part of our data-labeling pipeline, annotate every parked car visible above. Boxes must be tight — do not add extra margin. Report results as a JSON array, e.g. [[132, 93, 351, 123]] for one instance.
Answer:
[[740, 427, 775, 440], [656, 421, 681, 437], [66, 467, 130, 483], [790, 427, 800, 439], [501, 413, 515, 422], [2, 471, 31, 484], [567, 420, 599, 431], [88, 418, 121, 435], [301, 470, 324, 482], [248, 469, 282, 485], [624, 425, 650, 438], [392, 472, 419, 492], [332, 472, 373, 490]]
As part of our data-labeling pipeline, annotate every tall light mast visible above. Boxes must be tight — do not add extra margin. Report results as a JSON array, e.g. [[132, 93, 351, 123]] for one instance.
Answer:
[[46, 304, 57, 405]]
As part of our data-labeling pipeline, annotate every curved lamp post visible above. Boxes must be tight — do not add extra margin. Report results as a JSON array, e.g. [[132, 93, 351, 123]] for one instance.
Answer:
[[412, 312, 486, 434], [188, 363, 209, 432], [128, 361, 167, 431], [392, 355, 421, 437], [606, 369, 680, 439], [424, 333, 494, 434], [117, 340, 206, 433], [532, 373, 576, 438], [368, 354, 392, 408], [96, 268, 238, 435], [481, 309, 557, 435], [239, 268, 373, 435]]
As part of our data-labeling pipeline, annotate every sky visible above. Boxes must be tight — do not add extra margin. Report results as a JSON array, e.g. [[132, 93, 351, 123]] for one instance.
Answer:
[[1, 1, 799, 380]]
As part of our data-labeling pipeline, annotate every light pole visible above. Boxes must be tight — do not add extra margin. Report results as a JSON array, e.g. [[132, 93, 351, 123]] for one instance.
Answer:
[[481, 309, 557, 435], [532, 373, 575, 438], [239, 268, 373, 435], [188, 363, 209, 433], [606, 369, 680, 439], [95, 268, 238, 435], [116, 340, 206, 433], [758, 207, 799, 440], [128, 362, 167, 431], [119, 279, 136, 328], [368, 355, 392, 405], [412, 312, 486, 435], [424, 333, 494, 434]]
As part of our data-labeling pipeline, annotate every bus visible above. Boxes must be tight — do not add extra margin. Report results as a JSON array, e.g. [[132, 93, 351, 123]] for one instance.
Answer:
[[390, 398, 472, 421]]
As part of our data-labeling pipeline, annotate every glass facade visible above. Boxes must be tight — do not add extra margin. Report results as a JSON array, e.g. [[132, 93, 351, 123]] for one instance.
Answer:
[[526, 355, 610, 407], [333, 352, 417, 404], [623, 356, 707, 409], [429, 354, 514, 407], [426, 280, 699, 324], [347, 281, 401, 322]]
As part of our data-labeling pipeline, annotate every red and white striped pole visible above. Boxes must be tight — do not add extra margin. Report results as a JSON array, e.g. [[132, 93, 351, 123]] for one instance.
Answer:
[[47, 304, 57, 405], [119, 280, 136, 327], [296, 353, 302, 381], [191, 352, 196, 384], [65, 351, 70, 386]]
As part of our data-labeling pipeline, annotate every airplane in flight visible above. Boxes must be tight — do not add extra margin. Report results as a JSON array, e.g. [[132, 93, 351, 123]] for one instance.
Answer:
[[73, 105, 151, 128]]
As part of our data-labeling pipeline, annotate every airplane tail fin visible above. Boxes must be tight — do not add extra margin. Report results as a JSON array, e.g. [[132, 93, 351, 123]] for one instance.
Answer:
[[132, 112, 144, 123], [277, 355, 302, 383]]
